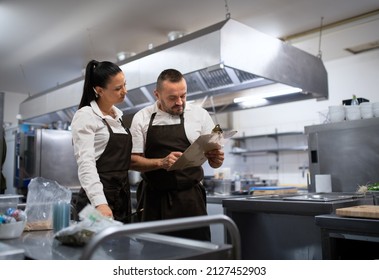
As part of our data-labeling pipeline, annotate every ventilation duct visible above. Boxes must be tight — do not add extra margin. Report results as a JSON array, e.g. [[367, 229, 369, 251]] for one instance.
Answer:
[[20, 18, 328, 124], [116, 18, 328, 114]]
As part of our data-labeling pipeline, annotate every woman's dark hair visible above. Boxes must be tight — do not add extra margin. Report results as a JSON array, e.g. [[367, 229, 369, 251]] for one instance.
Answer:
[[78, 60, 122, 109]]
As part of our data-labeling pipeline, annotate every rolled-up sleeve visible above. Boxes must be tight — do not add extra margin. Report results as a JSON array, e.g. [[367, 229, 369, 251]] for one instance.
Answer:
[[130, 109, 149, 154]]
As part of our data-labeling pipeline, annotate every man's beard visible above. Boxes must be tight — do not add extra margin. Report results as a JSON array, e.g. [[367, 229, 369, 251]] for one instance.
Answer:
[[161, 100, 185, 115]]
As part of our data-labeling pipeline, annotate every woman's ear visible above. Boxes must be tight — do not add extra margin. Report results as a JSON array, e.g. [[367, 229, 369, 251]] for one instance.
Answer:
[[93, 86, 104, 97], [93, 87, 99, 98]]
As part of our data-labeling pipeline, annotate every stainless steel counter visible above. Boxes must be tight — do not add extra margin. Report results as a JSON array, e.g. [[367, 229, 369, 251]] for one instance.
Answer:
[[1, 230, 232, 260], [0, 242, 24, 260], [222, 192, 373, 260], [1, 215, 240, 260], [223, 192, 372, 215], [130, 189, 248, 204]]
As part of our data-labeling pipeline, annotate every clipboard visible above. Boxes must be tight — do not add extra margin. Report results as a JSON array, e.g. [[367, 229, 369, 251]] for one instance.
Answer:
[[168, 130, 237, 171]]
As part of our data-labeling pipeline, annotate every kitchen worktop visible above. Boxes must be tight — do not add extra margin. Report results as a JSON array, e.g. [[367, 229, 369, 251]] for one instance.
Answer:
[[1, 227, 234, 260], [222, 192, 374, 260], [130, 187, 250, 204], [222, 192, 374, 215], [1, 215, 240, 260]]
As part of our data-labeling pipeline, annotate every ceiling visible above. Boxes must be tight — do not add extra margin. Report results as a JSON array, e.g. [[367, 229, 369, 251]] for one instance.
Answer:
[[1, 0, 379, 97]]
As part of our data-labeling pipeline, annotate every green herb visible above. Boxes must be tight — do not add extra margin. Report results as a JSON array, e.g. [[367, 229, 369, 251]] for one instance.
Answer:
[[367, 183, 379, 191]]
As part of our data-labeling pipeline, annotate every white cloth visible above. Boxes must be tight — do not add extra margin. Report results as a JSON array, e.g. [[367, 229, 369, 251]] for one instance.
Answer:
[[130, 102, 215, 154], [71, 100, 128, 206]]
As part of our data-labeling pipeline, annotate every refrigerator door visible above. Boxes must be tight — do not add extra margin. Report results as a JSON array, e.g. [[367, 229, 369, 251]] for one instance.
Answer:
[[36, 129, 80, 188], [306, 118, 379, 193]]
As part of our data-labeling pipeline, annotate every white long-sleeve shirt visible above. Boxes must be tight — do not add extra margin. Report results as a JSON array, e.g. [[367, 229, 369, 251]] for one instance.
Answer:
[[130, 102, 215, 154], [71, 100, 128, 206]]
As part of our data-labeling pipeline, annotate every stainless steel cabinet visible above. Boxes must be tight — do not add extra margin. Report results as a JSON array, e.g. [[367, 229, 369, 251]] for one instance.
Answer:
[[305, 118, 379, 193], [14, 127, 80, 195]]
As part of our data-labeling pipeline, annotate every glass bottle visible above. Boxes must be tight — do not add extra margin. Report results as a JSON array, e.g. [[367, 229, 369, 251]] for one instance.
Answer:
[[351, 94, 359, 106]]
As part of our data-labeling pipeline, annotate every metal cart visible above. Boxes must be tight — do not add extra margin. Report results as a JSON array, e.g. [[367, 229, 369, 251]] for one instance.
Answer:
[[80, 214, 241, 260]]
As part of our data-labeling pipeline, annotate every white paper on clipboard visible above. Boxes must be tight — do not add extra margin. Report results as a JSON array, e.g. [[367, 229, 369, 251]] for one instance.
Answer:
[[168, 130, 237, 171]]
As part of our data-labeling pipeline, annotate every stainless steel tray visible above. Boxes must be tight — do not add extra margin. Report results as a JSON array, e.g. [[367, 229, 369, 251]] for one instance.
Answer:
[[282, 194, 355, 202]]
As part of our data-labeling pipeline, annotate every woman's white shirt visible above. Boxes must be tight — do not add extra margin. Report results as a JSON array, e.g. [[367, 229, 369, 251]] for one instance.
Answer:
[[71, 100, 127, 206]]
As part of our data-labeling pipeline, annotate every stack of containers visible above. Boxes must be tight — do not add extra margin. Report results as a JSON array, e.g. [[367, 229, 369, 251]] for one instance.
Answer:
[[328, 98, 379, 123], [373, 102, 379, 117]]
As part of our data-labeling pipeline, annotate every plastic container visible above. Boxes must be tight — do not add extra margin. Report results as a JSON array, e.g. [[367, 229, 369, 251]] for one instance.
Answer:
[[0, 220, 26, 239], [0, 195, 23, 214], [373, 102, 379, 117], [328, 105, 345, 122], [53, 201, 70, 233], [360, 102, 373, 119], [345, 105, 361, 120]]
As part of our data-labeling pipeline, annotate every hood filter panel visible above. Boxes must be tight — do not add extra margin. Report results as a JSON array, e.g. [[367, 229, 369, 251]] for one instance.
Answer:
[[126, 88, 150, 105], [234, 69, 259, 83], [199, 68, 233, 89]]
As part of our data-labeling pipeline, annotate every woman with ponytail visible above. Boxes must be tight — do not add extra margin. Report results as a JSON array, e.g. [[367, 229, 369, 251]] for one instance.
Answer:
[[71, 60, 132, 222]]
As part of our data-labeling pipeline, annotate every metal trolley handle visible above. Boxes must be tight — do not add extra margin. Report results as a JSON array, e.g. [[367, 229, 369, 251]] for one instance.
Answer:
[[80, 214, 241, 260]]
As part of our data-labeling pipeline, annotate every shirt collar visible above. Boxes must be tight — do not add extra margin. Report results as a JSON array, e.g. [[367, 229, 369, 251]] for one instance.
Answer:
[[90, 100, 123, 119]]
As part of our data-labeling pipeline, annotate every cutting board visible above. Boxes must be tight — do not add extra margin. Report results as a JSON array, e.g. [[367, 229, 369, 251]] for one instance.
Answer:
[[250, 186, 298, 195], [336, 205, 379, 219]]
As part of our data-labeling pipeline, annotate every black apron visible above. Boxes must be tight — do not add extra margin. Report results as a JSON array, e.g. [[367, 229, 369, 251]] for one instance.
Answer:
[[75, 118, 132, 223], [137, 112, 210, 241]]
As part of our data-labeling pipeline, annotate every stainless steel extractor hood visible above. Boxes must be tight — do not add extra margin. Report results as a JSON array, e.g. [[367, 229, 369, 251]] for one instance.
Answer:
[[20, 18, 328, 124], [116, 18, 328, 114]]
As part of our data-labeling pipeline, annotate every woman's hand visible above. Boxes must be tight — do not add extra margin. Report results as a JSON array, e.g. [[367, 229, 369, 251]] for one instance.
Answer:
[[96, 204, 113, 218]]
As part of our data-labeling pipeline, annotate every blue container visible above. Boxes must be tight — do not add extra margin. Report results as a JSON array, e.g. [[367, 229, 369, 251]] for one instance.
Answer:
[[53, 201, 70, 233]]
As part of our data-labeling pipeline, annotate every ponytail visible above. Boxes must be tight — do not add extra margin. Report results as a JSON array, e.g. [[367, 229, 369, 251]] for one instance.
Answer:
[[78, 60, 121, 109]]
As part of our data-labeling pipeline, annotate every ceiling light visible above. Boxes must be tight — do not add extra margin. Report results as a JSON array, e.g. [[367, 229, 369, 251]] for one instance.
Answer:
[[345, 40, 379, 54], [239, 98, 269, 108], [117, 51, 136, 62], [167, 31, 186, 41], [234, 84, 303, 104]]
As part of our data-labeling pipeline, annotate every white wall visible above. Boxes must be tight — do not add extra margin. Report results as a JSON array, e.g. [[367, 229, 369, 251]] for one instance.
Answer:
[[3, 92, 27, 127], [3, 126, 18, 194], [204, 48, 379, 187], [2, 92, 27, 194]]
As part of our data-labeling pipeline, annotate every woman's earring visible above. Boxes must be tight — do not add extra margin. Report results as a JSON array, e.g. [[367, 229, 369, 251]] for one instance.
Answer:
[[93, 87, 99, 98]]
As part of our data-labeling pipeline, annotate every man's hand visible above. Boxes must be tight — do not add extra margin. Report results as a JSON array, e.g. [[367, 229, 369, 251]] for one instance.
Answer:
[[161, 151, 183, 170], [205, 149, 224, 168]]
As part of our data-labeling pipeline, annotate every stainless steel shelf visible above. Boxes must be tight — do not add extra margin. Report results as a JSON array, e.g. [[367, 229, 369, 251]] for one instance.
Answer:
[[231, 145, 308, 156], [231, 131, 308, 159], [232, 131, 304, 141]]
